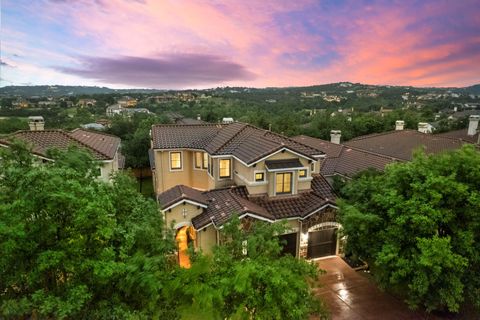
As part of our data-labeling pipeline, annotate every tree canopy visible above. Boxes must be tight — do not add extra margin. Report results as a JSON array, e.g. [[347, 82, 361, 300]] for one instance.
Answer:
[[339, 145, 480, 313], [0, 142, 176, 319]]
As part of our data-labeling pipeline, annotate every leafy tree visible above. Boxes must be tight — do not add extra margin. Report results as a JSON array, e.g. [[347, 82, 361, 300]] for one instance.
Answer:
[[0, 143, 176, 319], [0, 117, 29, 134], [339, 145, 480, 313], [165, 216, 328, 320]]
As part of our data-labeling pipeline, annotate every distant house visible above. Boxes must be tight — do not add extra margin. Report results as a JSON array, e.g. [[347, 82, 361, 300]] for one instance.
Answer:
[[117, 96, 137, 108], [106, 104, 152, 117], [78, 98, 97, 108], [0, 116, 123, 182], [12, 99, 30, 109], [81, 123, 106, 131]]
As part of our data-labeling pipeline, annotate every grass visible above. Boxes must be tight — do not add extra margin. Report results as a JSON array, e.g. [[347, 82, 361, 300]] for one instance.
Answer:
[[137, 177, 154, 199]]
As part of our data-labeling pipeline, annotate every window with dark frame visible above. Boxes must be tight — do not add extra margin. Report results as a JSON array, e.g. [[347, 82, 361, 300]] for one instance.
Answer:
[[170, 152, 182, 170], [299, 169, 307, 178], [255, 172, 265, 182]]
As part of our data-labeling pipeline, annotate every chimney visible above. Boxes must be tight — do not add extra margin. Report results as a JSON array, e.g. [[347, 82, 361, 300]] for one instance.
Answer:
[[395, 120, 405, 131], [197, 114, 201, 121], [28, 116, 45, 131], [330, 130, 341, 144], [467, 115, 479, 136], [418, 122, 430, 134]]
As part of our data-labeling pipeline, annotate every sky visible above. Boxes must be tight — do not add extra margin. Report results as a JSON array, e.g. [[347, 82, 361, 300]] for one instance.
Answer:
[[1, 0, 479, 89]]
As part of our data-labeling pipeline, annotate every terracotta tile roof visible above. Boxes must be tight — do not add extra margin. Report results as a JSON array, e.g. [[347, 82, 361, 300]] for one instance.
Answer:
[[293, 136, 398, 177], [436, 129, 479, 144], [0, 129, 120, 161], [292, 135, 343, 158], [151, 122, 324, 165], [345, 130, 469, 161], [158, 185, 209, 209], [159, 175, 336, 230]]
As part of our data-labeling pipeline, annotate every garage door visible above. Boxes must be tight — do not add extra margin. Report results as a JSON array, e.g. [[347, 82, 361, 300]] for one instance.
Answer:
[[307, 228, 337, 259], [278, 232, 298, 257]]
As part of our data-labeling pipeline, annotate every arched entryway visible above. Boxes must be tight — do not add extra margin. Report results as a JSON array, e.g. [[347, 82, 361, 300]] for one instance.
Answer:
[[306, 222, 343, 259], [175, 226, 196, 268]]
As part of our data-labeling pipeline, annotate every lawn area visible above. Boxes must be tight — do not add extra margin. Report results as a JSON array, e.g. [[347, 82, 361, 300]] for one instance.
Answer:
[[137, 177, 154, 199]]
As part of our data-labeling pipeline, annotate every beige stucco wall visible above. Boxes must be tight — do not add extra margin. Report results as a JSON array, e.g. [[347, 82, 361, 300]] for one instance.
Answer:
[[99, 152, 120, 182], [196, 225, 217, 254], [154, 149, 209, 193], [163, 203, 203, 229]]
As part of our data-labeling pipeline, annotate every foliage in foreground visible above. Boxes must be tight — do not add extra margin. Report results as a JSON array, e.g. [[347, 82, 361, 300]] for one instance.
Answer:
[[166, 217, 328, 320], [339, 145, 480, 313], [0, 143, 326, 319], [0, 142, 177, 319]]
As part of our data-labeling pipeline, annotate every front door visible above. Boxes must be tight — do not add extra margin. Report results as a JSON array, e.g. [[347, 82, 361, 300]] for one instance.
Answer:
[[307, 228, 337, 259], [176, 226, 196, 268]]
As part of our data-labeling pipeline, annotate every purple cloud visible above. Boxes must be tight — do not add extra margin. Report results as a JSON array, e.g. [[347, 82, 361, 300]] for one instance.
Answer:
[[56, 54, 256, 88]]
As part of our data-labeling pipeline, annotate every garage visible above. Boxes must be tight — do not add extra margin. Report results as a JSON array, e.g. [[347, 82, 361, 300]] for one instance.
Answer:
[[278, 232, 298, 257], [307, 228, 337, 259]]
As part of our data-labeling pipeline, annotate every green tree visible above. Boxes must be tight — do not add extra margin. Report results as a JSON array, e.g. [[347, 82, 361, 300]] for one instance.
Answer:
[[165, 216, 328, 320], [0, 143, 176, 319], [339, 145, 480, 313]]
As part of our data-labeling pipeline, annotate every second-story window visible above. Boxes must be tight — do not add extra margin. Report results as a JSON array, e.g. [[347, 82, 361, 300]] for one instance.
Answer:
[[276, 172, 292, 194], [203, 152, 208, 169], [170, 152, 182, 170], [299, 169, 307, 178], [219, 159, 231, 179], [255, 172, 265, 182], [194, 152, 202, 169]]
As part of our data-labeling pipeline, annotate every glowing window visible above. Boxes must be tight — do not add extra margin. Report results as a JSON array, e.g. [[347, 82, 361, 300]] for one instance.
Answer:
[[219, 159, 231, 178], [276, 172, 292, 194], [255, 172, 265, 182], [299, 169, 307, 178], [170, 152, 182, 170]]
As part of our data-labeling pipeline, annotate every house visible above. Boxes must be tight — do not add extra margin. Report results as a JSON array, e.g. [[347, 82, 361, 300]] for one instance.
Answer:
[[78, 98, 97, 108], [117, 96, 137, 107], [106, 104, 153, 117], [150, 122, 340, 267], [0, 116, 123, 182], [293, 118, 478, 182]]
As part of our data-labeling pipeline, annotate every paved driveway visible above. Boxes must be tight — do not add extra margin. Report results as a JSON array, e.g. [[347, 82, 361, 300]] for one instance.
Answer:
[[314, 256, 424, 320]]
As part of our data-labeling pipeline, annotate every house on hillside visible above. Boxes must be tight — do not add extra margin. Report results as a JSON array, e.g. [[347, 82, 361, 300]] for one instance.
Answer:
[[78, 98, 97, 108], [117, 96, 137, 108], [293, 117, 479, 182], [150, 122, 340, 267], [0, 116, 124, 182]]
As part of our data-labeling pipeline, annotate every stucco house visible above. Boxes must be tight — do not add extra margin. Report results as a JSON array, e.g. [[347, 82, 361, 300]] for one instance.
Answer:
[[0, 116, 124, 182], [150, 122, 340, 267]]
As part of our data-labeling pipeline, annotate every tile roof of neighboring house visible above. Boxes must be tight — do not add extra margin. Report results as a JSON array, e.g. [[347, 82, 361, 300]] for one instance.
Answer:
[[345, 130, 469, 161], [292, 135, 344, 158], [436, 129, 479, 144], [158, 175, 336, 230], [151, 122, 324, 165], [0, 129, 120, 161], [293, 136, 398, 177]]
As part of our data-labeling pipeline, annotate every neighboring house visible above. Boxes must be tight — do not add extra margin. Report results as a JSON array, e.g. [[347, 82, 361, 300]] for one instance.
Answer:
[[81, 123, 106, 131], [150, 122, 340, 266], [293, 117, 479, 182], [106, 104, 152, 117], [117, 96, 137, 108], [0, 117, 123, 182], [78, 98, 97, 108]]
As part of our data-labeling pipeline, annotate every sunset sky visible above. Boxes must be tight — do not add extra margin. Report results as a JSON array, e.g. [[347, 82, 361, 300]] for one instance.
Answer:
[[1, 0, 479, 89]]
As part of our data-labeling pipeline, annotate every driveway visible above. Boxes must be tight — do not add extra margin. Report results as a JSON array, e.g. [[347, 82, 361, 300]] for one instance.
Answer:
[[314, 256, 425, 320]]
